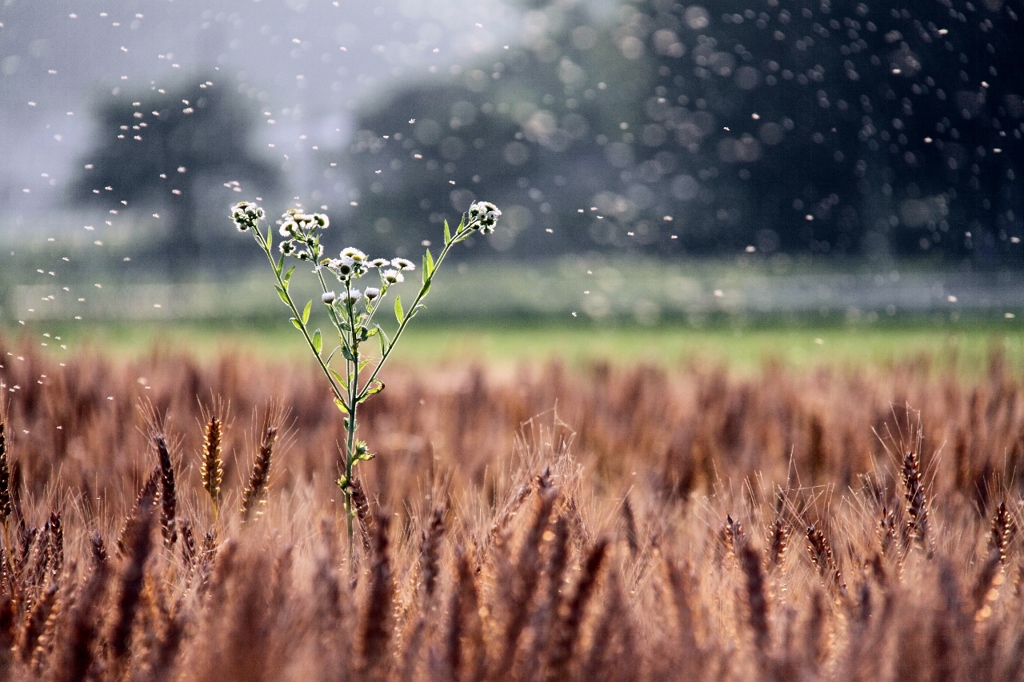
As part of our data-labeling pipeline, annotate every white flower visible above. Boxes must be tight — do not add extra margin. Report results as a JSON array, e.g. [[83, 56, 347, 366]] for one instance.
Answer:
[[364, 287, 381, 300], [333, 256, 356, 280], [231, 201, 263, 230], [382, 269, 404, 284], [340, 289, 362, 303], [341, 247, 367, 262], [468, 201, 500, 234], [370, 257, 390, 268], [391, 257, 415, 271], [322, 291, 336, 304]]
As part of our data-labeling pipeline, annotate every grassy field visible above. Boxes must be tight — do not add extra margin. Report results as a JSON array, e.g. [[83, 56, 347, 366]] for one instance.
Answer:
[[7, 317, 1024, 375]]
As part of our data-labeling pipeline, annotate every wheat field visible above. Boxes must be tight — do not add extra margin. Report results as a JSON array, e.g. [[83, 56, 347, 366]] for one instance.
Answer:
[[0, 336, 1023, 681]]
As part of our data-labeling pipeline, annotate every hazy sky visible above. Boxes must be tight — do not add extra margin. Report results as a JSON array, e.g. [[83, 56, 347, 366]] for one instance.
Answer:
[[0, 0, 519, 220]]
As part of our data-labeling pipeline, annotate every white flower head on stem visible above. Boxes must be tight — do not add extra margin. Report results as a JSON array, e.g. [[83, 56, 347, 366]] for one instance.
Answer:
[[341, 247, 367, 262], [231, 201, 264, 231], [391, 257, 416, 272], [382, 269, 404, 284], [322, 291, 336, 304], [328, 256, 360, 281], [370, 257, 390, 268], [340, 289, 362, 303], [364, 287, 381, 301], [468, 201, 501, 234]]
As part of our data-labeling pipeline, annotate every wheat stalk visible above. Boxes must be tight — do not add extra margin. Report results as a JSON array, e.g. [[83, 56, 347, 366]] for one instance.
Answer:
[[200, 414, 225, 521], [989, 501, 1016, 564], [109, 503, 155, 669], [50, 557, 109, 682], [544, 538, 608, 682], [767, 516, 791, 569], [240, 426, 277, 523], [0, 418, 11, 526], [806, 523, 846, 596], [901, 450, 931, 555], [360, 510, 394, 681], [155, 434, 177, 549]]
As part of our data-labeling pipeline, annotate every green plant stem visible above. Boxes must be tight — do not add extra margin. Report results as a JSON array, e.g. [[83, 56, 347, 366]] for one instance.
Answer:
[[344, 286, 360, 570], [252, 228, 346, 406], [358, 232, 462, 400]]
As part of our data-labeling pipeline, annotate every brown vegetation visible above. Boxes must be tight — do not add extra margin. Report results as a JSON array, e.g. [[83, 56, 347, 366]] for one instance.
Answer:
[[0, 337, 1023, 680]]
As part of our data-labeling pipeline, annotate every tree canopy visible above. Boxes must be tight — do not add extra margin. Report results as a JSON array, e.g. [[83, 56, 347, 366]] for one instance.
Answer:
[[343, 0, 1024, 261], [71, 76, 280, 274]]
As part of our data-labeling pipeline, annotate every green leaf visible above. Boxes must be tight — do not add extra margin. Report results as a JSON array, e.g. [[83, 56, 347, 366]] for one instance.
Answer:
[[291, 318, 302, 331], [302, 300, 312, 325], [334, 398, 349, 414], [342, 346, 355, 362], [277, 289, 290, 307], [394, 295, 404, 324], [365, 380, 385, 397], [283, 266, 295, 288], [329, 368, 348, 389], [312, 328, 322, 354], [336, 475, 349, 490], [425, 248, 435, 276], [443, 220, 451, 244]]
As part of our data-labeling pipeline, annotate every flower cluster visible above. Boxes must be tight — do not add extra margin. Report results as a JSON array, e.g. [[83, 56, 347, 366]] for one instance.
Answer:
[[322, 252, 416, 311], [467, 201, 501, 234], [277, 209, 329, 261], [231, 201, 265, 232]]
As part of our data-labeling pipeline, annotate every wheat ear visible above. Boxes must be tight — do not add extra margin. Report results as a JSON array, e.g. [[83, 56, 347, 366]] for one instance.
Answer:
[[901, 450, 931, 555], [155, 435, 177, 548], [200, 415, 224, 521], [989, 501, 1016, 564], [240, 426, 277, 523]]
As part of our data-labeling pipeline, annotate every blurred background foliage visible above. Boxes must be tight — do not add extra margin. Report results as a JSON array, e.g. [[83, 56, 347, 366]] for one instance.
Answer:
[[2, 0, 1023, 327], [342, 0, 1023, 261], [60, 0, 1024, 266]]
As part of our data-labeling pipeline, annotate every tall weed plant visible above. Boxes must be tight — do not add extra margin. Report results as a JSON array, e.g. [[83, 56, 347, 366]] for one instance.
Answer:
[[231, 200, 500, 552]]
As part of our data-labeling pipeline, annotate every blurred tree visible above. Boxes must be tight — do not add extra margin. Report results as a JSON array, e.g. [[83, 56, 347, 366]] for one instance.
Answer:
[[71, 75, 280, 275], [342, 0, 1023, 261]]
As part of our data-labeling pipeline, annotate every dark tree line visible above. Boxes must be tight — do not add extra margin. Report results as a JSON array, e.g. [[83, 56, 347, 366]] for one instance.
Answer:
[[71, 76, 280, 276], [342, 0, 1024, 261]]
